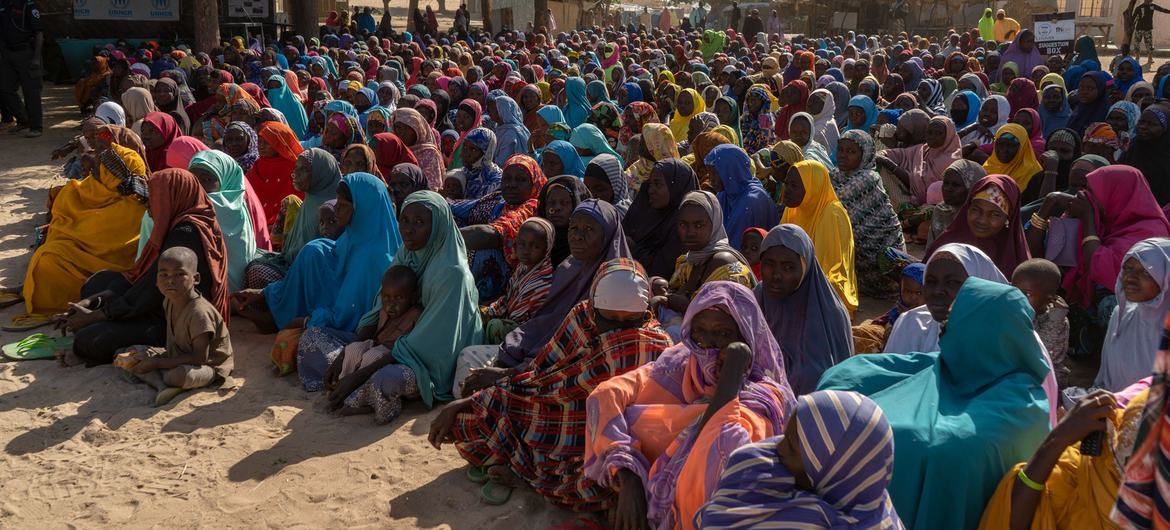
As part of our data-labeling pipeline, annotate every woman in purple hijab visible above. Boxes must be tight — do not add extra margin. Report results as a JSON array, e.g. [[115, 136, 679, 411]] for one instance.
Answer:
[[999, 29, 1045, 78]]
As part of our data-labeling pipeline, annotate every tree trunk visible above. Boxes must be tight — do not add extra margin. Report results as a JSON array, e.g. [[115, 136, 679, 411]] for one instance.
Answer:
[[292, 0, 321, 40], [192, 0, 220, 56], [409, 0, 421, 31], [481, 0, 493, 33], [439, 0, 450, 14], [535, 0, 548, 30]]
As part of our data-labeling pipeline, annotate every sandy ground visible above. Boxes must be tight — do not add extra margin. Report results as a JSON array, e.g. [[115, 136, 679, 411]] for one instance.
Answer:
[[0, 86, 577, 529]]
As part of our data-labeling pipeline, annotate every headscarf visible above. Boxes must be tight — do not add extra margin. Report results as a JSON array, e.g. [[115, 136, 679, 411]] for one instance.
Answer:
[[706, 144, 779, 248], [926, 174, 1030, 276], [1122, 106, 1170, 205], [541, 139, 586, 179], [948, 90, 982, 129], [1109, 100, 1141, 149], [166, 136, 210, 170], [669, 88, 706, 141], [999, 29, 1044, 75], [807, 88, 840, 156], [141, 112, 180, 172], [564, 77, 592, 128], [225, 121, 260, 172], [1038, 83, 1072, 137], [393, 107, 445, 190], [775, 80, 809, 141], [1095, 238, 1170, 391], [1068, 71, 1113, 134], [842, 95, 878, 133], [677, 190, 754, 270], [585, 153, 631, 215], [753, 224, 853, 395], [623, 158, 699, 278], [1006, 77, 1039, 115], [265, 74, 310, 139], [982, 123, 1043, 191], [1113, 56, 1145, 96], [126, 168, 229, 318], [96, 101, 127, 126], [787, 112, 834, 170], [570, 123, 623, 168], [188, 150, 260, 290], [491, 96, 531, 166]]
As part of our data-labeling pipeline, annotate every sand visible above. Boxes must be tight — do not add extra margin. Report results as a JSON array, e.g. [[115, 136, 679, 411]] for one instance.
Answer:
[[0, 86, 577, 529]]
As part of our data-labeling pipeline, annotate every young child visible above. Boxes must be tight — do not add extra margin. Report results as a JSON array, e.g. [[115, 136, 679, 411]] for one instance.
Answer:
[[442, 172, 466, 201], [113, 247, 233, 406], [1012, 258, 1071, 388], [481, 217, 555, 343], [440, 129, 459, 160], [851, 261, 926, 353], [740, 227, 767, 277], [325, 265, 423, 417], [318, 199, 345, 240]]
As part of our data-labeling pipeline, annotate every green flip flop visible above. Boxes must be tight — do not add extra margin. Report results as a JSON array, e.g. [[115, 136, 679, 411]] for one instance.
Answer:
[[466, 465, 489, 484], [1, 333, 72, 361], [479, 481, 514, 506]]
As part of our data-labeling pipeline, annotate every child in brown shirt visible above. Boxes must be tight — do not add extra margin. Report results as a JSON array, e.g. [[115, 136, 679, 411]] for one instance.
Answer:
[[114, 246, 233, 406]]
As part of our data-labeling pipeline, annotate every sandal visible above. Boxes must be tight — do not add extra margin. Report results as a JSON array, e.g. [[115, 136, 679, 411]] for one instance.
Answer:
[[2, 313, 56, 332], [466, 465, 489, 484], [154, 387, 185, 407], [479, 481, 513, 506], [1, 333, 72, 361], [0, 292, 22, 309]]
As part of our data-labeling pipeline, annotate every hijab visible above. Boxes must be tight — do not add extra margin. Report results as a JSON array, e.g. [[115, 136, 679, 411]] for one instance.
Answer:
[[1096, 238, 1170, 391], [188, 150, 260, 290], [623, 158, 700, 278], [982, 123, 1044, 191], [926, 174, 1030, 276], [1068, 71, 1113, 134], [706, 144, 779, 248]]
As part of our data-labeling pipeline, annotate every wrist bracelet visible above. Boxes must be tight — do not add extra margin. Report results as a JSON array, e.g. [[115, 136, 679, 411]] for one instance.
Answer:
[[1082, 235, 1101, 246], [1017, 468, 1045, 491], [1030, 213, 1049, 231]]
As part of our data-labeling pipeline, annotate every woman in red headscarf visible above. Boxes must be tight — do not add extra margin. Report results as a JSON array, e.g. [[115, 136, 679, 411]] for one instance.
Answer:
[[248, 121, 305, 221]]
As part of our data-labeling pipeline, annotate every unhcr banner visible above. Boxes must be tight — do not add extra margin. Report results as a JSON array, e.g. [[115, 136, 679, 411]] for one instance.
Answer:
[[73, 0, 181, 21]]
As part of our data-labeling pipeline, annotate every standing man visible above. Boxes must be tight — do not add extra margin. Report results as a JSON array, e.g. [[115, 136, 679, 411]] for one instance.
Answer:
[[1133, 0, 1170, 64], [728, 1, 741, 34], [0, 0, 43, 138], [689, 1, 707, 30]]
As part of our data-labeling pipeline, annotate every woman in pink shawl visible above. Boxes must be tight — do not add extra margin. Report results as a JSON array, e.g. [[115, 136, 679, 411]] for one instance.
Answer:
[[1051, 165, 1170, 307], [392, 107, 445, 190], [878, 114, 962, 205], [165, 136, 210, 170], [585, 281, 795, 530]]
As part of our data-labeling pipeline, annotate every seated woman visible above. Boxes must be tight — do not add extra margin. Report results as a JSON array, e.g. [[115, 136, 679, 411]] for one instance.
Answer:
[[979, 386, 1148, 530], [624, 159, 701, 279], [926, 174, 1030, 278], [928, 159, 988, 246], [453, 154, 545, 302], [583, 154, 632, 216], [754, 224, 852, 396], [188, 151, 263, 291], [982, 124, 1046, 204], [454, 199, 627, 398], [876, 115, 963, 208], [233, 172, 398, 345], [479, 218, 556, 343], [442, 128, 501, 201], [704, 143, 778, 248], [243, 148, 342, 290], [818, 278, 1051, 530], [1094, 238, 1170, 392], [1027, 165, 1170, 350], [698, 390, 902, 528], [329, 191, 483, 423], [11, 127, 150, 331], [538, 139, 586, 179], [64, 169, 229, 365], [247, 121, 305, 222], [584, 281, 796, 530], [428, 258, 673, 509], [393, 107, 445, 189], [536, 175, 592, 267], [779, 160, 858, 314], [830, 129, 907, 297], [653, 190, 755, 339]]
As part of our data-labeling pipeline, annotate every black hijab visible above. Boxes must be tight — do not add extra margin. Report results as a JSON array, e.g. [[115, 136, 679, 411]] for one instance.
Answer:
[[536, 175, 592, 267], [622, 158, 700, 278]]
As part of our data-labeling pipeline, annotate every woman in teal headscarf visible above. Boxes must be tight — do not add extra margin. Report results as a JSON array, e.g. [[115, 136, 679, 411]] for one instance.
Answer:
[[841, 95, 878, 133], [188, 150, 260, 291], [345, 191, 483, 423], [564, 77, 592, 128], [714, 95, 743, 147], [570, 123, 623, 168], [586, 79, 612, 105], [265, 74, 310, 140], [540, 139, 586, 178], [818, 278, 1051, 530], [243, 147, 342, 288]]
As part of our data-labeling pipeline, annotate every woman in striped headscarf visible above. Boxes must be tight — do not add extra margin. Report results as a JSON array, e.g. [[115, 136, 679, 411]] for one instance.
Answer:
[[698, 390, 902, 529]]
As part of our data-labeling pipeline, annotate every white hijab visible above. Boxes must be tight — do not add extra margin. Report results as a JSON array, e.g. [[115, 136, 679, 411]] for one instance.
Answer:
[[1095, 238, 1170, 391], [809, 88, 840, 156]]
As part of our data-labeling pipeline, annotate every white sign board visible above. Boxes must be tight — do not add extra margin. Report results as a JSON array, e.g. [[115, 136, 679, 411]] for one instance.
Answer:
[[227, 0, 269, 18], [73, 0, 180, 21], [1034, 11, 1076, 55]]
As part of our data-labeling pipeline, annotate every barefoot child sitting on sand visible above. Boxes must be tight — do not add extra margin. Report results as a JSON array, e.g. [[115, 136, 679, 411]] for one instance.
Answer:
[[323, 265, 423, 415], [113, 247, 234, 406]]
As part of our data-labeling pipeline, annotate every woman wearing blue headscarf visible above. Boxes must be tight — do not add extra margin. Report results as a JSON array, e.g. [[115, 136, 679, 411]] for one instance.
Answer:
[[1038, 83, 1071, 137], [1068, 70, 1113, 134], [188, 150, 260, 292], [265, 74, 310, 139], [842, 95, 878, 133], [491, 96, 531, 166], [706, 144, 779, 248], [564, 77, 591, 128], [618, 82, 644, 109], [539, 140, 585, 178], [242, 172, 400, 341], [569, 123, 623, 168], [947, 90, 982, 129]]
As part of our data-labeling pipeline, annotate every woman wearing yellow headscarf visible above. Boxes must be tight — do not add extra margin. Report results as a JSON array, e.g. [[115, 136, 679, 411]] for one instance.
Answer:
[[983, 123, 1044, 198], [978, 388, 1148, 530], [668, 88, 706, 141], [13, 131, 149, 329], [628, 123, 680, 186], [778, 160, 858, 314]]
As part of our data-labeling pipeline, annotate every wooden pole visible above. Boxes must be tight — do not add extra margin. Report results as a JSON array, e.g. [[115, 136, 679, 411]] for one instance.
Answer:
[[193, 0, 221, 53]]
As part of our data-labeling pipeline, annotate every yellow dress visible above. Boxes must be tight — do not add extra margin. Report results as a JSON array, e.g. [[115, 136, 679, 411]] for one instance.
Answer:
[[668, 254, 756, 293], [779, 160, 858, 314], [977, 390, 1148, 530], [22, 143, 148, 314]]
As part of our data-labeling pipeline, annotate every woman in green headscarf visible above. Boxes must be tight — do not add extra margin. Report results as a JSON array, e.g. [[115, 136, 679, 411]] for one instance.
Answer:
[[570, 123, 623, 168], [700, 30, 726, 61], [979, 8, 996, 42], [714, 95, 743, 147], [188, 150, 260, 291], [346, 191, 483, 423]]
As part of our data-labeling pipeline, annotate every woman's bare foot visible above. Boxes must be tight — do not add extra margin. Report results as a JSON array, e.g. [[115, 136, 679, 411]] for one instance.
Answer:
[[56, 348, 83, 368], [486, 465, 526, 489]]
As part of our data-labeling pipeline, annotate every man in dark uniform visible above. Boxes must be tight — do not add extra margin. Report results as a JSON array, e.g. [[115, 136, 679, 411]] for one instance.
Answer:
[[0, 0, 44, 138]]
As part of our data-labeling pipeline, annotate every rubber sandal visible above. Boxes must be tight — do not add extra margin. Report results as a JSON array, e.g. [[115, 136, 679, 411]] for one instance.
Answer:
[[2, 314, 55, 332], [1, 333, 71, 361], [479, 481, 513, 506], [0, 292, 22, 309], [466, 466, 489, 484], [154, 387, 185, 407]]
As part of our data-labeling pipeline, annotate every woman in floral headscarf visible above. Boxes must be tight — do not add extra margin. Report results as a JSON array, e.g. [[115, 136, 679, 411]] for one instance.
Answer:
[[831, 130, 906, 297], [618, 101, 658, 155], [447, 128, 503, 200], [393, 107, 446, 190], [740, 85, 778, 154]]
